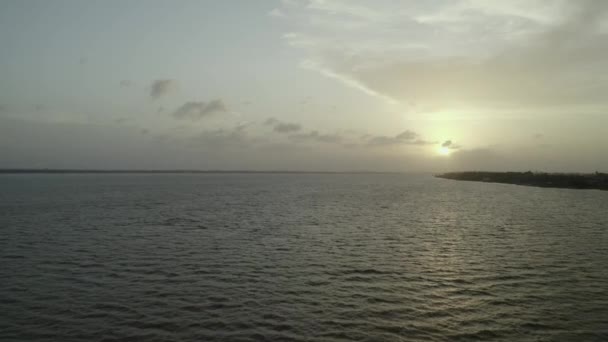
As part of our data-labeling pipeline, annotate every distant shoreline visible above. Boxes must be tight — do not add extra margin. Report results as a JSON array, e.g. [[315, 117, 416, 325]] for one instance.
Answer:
[[436, 171, 608, 191], [0, 169, 401, 175]]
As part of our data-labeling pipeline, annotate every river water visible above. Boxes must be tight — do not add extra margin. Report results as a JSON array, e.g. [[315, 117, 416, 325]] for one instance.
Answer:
[[1, 173, 607, 341]]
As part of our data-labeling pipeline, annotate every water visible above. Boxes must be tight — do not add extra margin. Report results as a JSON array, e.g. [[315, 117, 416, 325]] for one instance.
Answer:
[[1, 173, 607, 341]]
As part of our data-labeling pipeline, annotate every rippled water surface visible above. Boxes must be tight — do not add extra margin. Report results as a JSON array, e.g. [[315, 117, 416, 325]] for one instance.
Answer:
[[1, 173, 607, 341]]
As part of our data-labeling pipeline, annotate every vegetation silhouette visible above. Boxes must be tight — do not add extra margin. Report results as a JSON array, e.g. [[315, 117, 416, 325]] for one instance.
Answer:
[[436, 171, 608, 191]]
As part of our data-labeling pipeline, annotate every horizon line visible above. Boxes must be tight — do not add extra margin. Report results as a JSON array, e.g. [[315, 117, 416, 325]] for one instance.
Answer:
[[0, 168, 415, 175]]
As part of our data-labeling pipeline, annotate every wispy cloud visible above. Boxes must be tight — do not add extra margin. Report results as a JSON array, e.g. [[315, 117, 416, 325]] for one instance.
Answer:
[[279, 1, 608, 112], [300, 60, 399, 104]]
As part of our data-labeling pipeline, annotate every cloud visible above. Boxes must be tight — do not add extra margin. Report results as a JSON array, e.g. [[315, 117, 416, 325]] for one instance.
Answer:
[[190, 124, 255, 148], [274, 122, 302, 133], [396, 130, 417, 140], [79, 57, 87, 65], [120, 80, 134, 87], [172, 100, 227, 121], [441, 140, 461, 150], [280, 1, 608, 112], [264, 117, 302, 133], [289, 130, 343, 144], [300, 60, 398, 104], [365, 130, 434, 146], [150, 79, 176, 99]]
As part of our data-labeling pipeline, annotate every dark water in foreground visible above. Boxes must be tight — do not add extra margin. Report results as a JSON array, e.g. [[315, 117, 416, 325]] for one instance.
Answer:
[[1, 174, 607, 341]]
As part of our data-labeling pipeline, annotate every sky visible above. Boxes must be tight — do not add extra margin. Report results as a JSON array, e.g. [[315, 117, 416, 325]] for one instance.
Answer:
[[1, 0, 607, 172]]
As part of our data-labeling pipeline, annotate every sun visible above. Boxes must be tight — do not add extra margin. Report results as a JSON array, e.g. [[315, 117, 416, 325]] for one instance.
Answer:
[[438, 146, 451, 156]]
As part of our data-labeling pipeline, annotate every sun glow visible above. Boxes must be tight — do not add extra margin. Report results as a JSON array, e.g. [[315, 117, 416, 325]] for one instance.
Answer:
[[438, 146, 451, 156]]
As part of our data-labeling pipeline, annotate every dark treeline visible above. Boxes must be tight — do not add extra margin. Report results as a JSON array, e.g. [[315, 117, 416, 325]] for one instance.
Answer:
[[436, 171, 608, 191]]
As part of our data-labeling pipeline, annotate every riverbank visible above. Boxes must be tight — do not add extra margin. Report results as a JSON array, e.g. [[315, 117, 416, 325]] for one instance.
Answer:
[[436, 171, 608, 191]]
